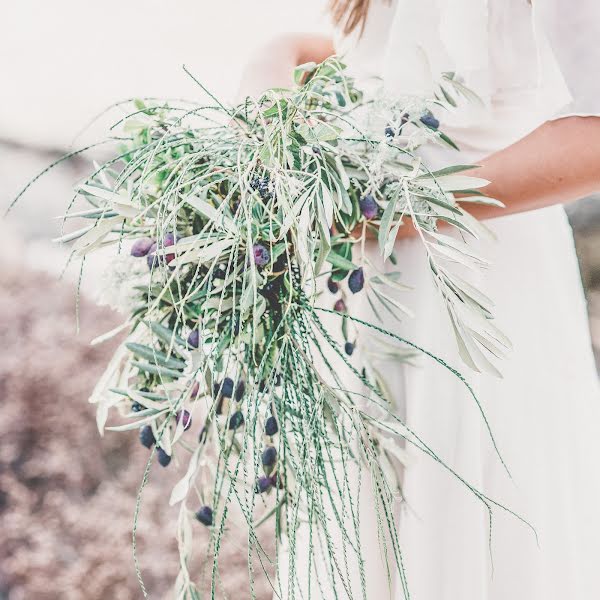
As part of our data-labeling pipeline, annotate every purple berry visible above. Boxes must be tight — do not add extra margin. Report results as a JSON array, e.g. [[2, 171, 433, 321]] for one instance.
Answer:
[[213, 378, 234, 399], [420, 112, 440, 130], [256, 476, 272, 494], [229, 410, 244, 430], [221, 377, 234, 399], [176, 409, 192, 431], [270, 472, 284, 489], [190, 381, 200, 398], [262, 446, 277, 467], [163, 232, 176, 264], [195, 505, 213, 526], [131, 401, 143, 412], [334, 299, 347, 313], [252, 244, 270, 267], [187, 329, 200, 349], [327, 278, 339, 294], [146, 242, 158, 269], [139, 425, 155, 448], [255, 177, 273, 201], [384, 125, 395, 138], [157, 447, 171, 467], [234, 380, 245, 401], [147, 234, 176, 268], [131, 237, 155, 257], [265, 416, 278, 436], [211, 266, 226, 281], [359, 194, 378, 220], [348, 268, 365, 294], [344, 342, 355, 356]]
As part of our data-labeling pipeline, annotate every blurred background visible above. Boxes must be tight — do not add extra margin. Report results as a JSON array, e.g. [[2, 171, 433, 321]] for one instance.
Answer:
[[1, 2, 599, 598]]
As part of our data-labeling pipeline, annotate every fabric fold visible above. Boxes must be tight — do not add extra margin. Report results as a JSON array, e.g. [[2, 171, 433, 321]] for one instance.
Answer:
[[531, 0, 600, 118]]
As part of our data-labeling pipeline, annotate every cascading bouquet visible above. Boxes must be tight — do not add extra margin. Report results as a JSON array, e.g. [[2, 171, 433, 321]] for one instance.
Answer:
[[12, 57, 524, 598]]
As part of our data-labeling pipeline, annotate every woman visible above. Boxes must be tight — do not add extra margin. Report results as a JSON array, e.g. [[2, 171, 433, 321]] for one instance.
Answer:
[[240, 1, 600, 598]]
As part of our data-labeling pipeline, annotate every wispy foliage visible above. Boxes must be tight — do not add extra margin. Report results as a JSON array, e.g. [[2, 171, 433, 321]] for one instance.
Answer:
[[11, 58, 523, 599]]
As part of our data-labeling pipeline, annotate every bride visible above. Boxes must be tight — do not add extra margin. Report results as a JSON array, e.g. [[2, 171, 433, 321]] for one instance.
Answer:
[[239, 1, 600, 598]]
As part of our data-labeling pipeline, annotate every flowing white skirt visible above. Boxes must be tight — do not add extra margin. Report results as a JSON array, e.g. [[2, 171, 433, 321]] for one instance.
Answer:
[[276, 204, 600, 599]]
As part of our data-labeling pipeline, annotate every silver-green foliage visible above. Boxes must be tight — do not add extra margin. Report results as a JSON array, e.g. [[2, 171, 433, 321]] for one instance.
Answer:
[[12, 57, 524, 599]]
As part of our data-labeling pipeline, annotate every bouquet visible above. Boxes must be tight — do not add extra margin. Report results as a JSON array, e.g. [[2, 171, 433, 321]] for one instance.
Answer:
[[12, 57, 523, 598]]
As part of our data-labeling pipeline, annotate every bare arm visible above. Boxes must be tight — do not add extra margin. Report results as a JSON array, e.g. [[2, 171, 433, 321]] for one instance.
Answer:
[[236, 33, 334, 100], [461, 116, 600, 220], [237, 35, 600, 224]]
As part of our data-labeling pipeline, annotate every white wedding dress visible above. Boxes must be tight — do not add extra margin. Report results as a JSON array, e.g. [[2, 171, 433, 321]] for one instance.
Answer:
[[277, 1, 600, 598]]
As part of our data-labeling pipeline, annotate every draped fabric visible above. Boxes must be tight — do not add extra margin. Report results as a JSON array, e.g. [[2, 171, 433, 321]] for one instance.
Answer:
[[336, 0, 600, 131], [533, 0, 600, 117], [276, 3, 600, 599]]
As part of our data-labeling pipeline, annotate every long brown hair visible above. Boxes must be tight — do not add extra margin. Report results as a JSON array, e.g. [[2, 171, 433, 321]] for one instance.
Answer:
[[329, 0, 371, 35], [332, 0, 532, 35]]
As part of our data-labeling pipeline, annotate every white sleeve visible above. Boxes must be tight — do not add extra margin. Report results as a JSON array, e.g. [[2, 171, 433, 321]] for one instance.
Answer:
[[534, 1, 600, 118]]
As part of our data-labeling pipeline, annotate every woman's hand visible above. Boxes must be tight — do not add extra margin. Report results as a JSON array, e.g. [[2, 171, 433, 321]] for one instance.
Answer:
[[235, 33, 334, 101]]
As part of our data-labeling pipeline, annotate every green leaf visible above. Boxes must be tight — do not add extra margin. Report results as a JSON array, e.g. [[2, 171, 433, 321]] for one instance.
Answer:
[[416, 193, 462, 214], [110, 388, 169, 403], [106, 411, 167, 432], [456, 194, 506, 208], [131, 360, 184, 379], [326, 250, 357, 271], [419, 165, 478, 178], [378, 194, 397, 258], [331, 269, 349, 282], [126, 343, 187, 370], [439, 84, 457, 107], [437, 131, 460, 151], [296, 122, 341, 144], [293, 62, 318, 85], [372, 288, 414, 319], [262, 99, 288, 119], [335, 91, 347, 107], [370, 273, 411, 292], [146, 321, 187, 348]]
